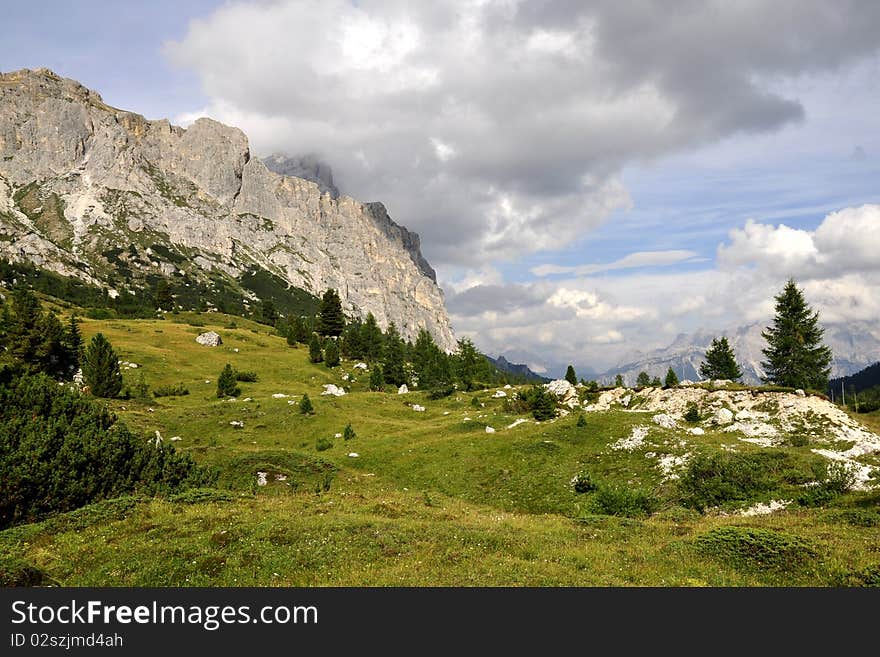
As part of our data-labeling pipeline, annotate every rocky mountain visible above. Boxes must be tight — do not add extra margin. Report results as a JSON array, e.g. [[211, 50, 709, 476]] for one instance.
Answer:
[[485, 355, 551, 383], [599, 321, 880, 386], [0, 68, 455, 350], [262, 153, 339, 199]]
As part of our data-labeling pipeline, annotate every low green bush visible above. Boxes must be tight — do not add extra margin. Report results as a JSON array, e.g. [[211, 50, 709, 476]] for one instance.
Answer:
[[235, 370, 258, 383], [152, 383, 190, 398], [678, 451, 789, 511], [589, 484, 658, 517], [693, 526, 817, 571]]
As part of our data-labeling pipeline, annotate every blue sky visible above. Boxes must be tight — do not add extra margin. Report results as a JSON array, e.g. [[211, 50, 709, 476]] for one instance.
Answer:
[[3, 1, 879, 375]]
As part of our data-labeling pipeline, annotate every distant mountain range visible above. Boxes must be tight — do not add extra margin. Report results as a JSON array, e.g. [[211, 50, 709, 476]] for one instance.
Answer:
[[829, 361, 880, 396], [485, 355, 551, 383], [597, 321, 880, 386]]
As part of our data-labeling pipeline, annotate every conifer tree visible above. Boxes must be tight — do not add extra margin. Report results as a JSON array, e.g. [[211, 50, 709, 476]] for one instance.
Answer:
[[341, 318, 364, 360], [636, 371, 651, 388], [700, 337, 743, 381], [382, 322, 407, 386], [565, 365, 578, 386], [761, 279, 832, 389], [360, 313, 384, 363], [615, 374, 625, 387], [316, 289, 345, 337], [308, 333, 323, 363], [529, 385, 557, 421], [369, 364, 384, 391], [63, 315, 83, 374], [324, 338, 340, 367], [82, 333, 123, 398], [454, 337, 482, 391], [664, 367, 679, 388], [154, 280, 174, 311], [299, 393, 314, 415], [343, 423, 356, 440], [216, 363, 240, 398]]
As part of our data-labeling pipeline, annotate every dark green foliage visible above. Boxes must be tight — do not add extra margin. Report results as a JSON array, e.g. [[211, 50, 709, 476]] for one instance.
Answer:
[[589, 484, 658, 517], [216, 363, 240, 398], [412, 328, 452, 389], [131, 372, 150, 399], [524, 385, 556, 421], [235, 370, 258, 382], [454, 337, 483, 391], [700, 337, 743, 381], [82, 333, 123, 398], [835, 564, 880, 587], [340, 318, 363, 359], [615, 374, 625, 387], [471, 395, 482, 408], [256, 299, 278, 326], [636, 371, 651, 388], [0, 368, 212, 528], [360, 313, 384, 363], [286, 315, 310, 346], [683, 402, 701, 423], [324, 339, 340, 367], [152, 383, 189, 398], [153, 279, 174, 311], [5, 288, 77, 378], [299, 393, 314, 415], [650, 376, 661, 387], [570, 470, 595, 493], [382, 322, 407, 386], [0, 556, 47, 587], [796, 460, 857, 507], [316, 288, 345, 337], [427, 385, 455, 400], [693, 527, 817, 572], [63, 315, 83, 373], [664, 367, 679, 388], [343, 423, 356, 441], [308, 333, 323, 363], [369, 365, 384, 391], [678, 451, 789, 511], [576, 414, 587, 428], [565, 365, 577, 386], [761, 279, 833, 390], [316, 437, 333, 452]]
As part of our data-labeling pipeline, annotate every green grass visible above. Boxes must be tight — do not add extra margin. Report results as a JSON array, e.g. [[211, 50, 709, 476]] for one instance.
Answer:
[[2, 313, 879, 586]]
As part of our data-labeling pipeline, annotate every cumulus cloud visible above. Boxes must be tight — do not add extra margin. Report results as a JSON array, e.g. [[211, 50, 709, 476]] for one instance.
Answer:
[[165, 1, 880, 267], [531, 249, 700, 277]]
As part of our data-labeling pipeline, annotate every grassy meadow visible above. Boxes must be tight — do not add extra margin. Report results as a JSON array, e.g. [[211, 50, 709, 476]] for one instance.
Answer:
[[2, 308, 879, 586]]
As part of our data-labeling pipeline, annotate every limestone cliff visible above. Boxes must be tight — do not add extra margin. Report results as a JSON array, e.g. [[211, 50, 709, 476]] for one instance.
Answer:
[[0, 68, 456, 349]]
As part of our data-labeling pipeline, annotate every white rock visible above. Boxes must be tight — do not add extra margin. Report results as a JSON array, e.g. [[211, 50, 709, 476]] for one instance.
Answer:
[[128, 363, 138, 369], [712, 407, 734, 425], [256, 472, 268, 487], [170, 436, 182, 441], [796, 389, 805, 397], [507, 418, 528, 429], [443, 411, 450, 415], [398, 384, 409, 394], [463, 417, 471, 421], [242, 397, 252, 402], [544, 379, 578, 407], [413, 404, 425, 412], [196, 331, 222, 347], [321, 384, 346, 397], [652, 413, 677, 429], [348, 452, 359, 458], [230, 420, 244, 428], [485, 426, 496, 433], [233, 348, 239, 353], [354, 362, 368, 370], [272, 393, 289, 398], [612, 426, 649, 451], [492, 390, 507, 398], [334, 433, 342, 438], [687, 427, 705, 436], [504, 384, 512, 389]]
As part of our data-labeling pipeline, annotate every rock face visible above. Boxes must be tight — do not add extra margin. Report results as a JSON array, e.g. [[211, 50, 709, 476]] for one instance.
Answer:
[[0, 68, 456, 350], [196, 331, 222, 347]]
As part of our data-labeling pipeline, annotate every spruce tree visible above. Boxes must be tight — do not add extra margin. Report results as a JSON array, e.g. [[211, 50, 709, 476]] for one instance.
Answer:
[[615, 374, 625, 387], [216, 363, 240, 398], [324, 338, 340, 367], [530, 385, 557, 421], [565, 365, 578, 386], [700, 337, 743, 381], [308, 333, 323, 363], [369, 364, 384, 391], [64, 315, 83, 374], [82, 333, 123, 398], [454, 337, 482, 391], [636, 371, 651, 388], [316, 288, 345, 337], [299, 393, 314, 415], [761, 279, 832, 390], [154, 280, 174, 311], [360, 313, 384, 363], [382, 322, 407, 386], [341, 318, 364, 360], [651, 376, 662, 387], [7, 287, 43, 368], [664, 367, 679, 388]]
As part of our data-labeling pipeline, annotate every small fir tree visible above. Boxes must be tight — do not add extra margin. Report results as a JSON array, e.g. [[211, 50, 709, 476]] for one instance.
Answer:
[[360, 313, 384, 363], [700, 337, 744, 381], [454, 337, 482, 391], [664, 367, 679, 388], [343, 423, 356, 440], [651, 376, 662, 387], [299, 393, 314, 415], [216, 363, 240, 398], [369, 364, 384, 391], [382, 322, 407, 386], [154, 280, 174, 311], [82, 333, 123, 398], [308, 333, 323, 363], [530, 385, 557, 421], [636, 371, 651, 388], [565, 365, 578, 387], [615, 374, 625, 387], [324, 338, 340, 367], [316, 288, 345, 337]]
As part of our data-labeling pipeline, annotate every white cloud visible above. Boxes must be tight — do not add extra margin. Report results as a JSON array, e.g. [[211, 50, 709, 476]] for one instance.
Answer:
[[531, 249, 700, 277]]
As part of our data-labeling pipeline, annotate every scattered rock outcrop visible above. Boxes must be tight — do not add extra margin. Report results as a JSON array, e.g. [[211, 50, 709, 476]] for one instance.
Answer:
[[196, 331, 222, 347]]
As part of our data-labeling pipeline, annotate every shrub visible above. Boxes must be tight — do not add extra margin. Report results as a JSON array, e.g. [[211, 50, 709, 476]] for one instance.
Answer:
[[0, 368, 213, 528], [428, 385, 455, 400], [343, 423, 356, 441], [678, 451, 785, 511], [82, 333, 123, 398], [0, 556, 47, 587], [369, 365, 384, 391], [570, 470, 596, 493], [522, 385, 556, 421], [683, 402, 701, 423], [589, 484, 658, 517], [153, 383, 190, 398], [299, 393, 314, 415], [471, 395, 482, 408], [796, 460, 858, 507], [576, 414, 587, 428], [316, 437, 333, 452], [235, 370, 258, 382], [786, 433, 810, 447], [216, 363, 240, 398], [693, 526, 817, 571], [324, 339, 340, 367]]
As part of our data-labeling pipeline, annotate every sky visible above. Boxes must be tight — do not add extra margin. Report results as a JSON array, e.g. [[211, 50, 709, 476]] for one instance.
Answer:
[[3, 1, 880, 376]]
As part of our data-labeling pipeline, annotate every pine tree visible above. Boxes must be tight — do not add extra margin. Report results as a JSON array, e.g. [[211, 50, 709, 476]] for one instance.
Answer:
[[615, 374, 625, 387], [664, 367, 679, 388], [258, 299, 278, 326], [82, 333, 123, 398], [343, 423, 356, 440], [761, 279, 832, 390], [454, 337, 482, 391], [529, 385, 557, 421], [360, 313, 384, 363], [299, 393, 314, 415], [700, 337, 743, 381], [382, 322, 407, 386], [63, 315, 83, 375], [308, 333, 323, 363], [341, 318, 364, 360], [651, 376, 662, 387], [324, 338, 340, 367], [7, 287, 42, 368], [369, 364, 384, 391], [565, 365, 578, 386], [316, 289, 345, 337], [216, 363, 240, 398], [154, 280, 174, 311], [636, 371, 651, 388]]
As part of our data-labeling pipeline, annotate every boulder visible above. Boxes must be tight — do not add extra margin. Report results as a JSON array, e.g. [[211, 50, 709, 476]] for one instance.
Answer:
[[492, 390, 507, 398], [321, 384, 346, 397], [398, 384, 409, 394], [712, 407, 734, 425], [652, 414, 677, 429], [544, 379, 579, 407], [196, 331, 222, 347], [413, 404, 425, 412]]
